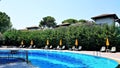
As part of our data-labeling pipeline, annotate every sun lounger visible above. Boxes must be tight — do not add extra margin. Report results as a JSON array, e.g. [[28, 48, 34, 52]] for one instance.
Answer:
[[28, 45, 36, 48], [19, 45, 25, 48], [56, 46, 60, 50], [62, 46, 65, 49], [44, 45, 53, 49], [49, 45, 53, 49], [19, 45, 23, 48], [78, 46, 82, 51], [28, 45, 32, 48], [71, 46, 82, 51], [71, 46, 75, 50], [100, 46, 106, 52], [110, 47, 116, 53], [44, 45, 49, 49], [56, 45, 65, 50], [74, 46, 82, 51], [33, 45, 36, 48], [22, 45, 25, 48]]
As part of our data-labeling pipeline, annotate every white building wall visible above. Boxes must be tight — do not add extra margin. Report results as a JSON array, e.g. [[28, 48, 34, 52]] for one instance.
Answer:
[[115, 22, 120, 27], [95, 17, 114, 25]]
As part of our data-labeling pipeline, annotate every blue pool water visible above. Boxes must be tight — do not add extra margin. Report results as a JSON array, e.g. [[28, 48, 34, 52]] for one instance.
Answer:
[[0, 50, 118, 68], [28, 50, 118, 68]]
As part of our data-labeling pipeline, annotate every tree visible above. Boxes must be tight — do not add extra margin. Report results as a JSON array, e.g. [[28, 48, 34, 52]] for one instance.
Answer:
[[79, 19, 95, 25], [62, 18, 78, 24], [39, 16, 56, 28], [0, 11, 12, 33], [0, 32, 3, 40], [79, 19, 87, 23]]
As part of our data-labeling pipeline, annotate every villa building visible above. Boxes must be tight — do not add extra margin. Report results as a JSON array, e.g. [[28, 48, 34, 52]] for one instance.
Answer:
[[26, 26, 40, 30], [19, 26, 41, 31], [91, 14, 120, 27], [55, 23, 71, 28]]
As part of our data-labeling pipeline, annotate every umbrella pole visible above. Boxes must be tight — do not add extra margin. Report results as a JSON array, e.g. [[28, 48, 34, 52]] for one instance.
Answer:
[[106, 46, 109, 52]]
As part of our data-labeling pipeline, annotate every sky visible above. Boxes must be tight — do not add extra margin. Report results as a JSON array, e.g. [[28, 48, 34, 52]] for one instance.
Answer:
[[0, 0, 120, 29]]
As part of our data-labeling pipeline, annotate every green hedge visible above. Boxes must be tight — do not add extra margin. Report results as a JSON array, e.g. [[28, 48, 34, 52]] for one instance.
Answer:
[[3, 24, 120, 51]]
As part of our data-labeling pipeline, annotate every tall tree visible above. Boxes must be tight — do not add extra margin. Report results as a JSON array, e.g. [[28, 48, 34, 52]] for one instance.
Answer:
[[39, 16, 56, 28], [0, 11, 12, 33], [62, 18, 78, 24]]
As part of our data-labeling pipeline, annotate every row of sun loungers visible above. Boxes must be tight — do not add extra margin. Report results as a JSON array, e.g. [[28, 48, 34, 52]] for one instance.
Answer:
[[1, 45, 116, 52], [19, 45, 36, 48], [44, 45, 53, 49], [56, 45, 66, 50], [43, 45, 82, 51], [100, 46, 116, 53], [19, 44, 66, 50], [44, 45, 66, 50], [71, 46, 82, 51], [19, 45, 116, 52]]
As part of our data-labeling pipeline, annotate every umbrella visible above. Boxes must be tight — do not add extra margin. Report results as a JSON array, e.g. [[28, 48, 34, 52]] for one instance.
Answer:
[[46, 39, 49, 46], [75, 39, 78, 47], [21, 40, 24, 45], [59, 39, 62, 46], [30, 40, 33, 45], [106, 37, 109, 47]]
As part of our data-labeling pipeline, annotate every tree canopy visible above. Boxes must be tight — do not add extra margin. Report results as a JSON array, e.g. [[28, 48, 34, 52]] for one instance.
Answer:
[[39, 16, 56, 28], [79, 19, 87, 23], [0, 11, 12, 33], [62, 18, 78, 24]]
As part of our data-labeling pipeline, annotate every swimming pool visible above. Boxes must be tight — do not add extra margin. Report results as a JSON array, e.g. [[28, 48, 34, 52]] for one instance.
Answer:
[[28, 50, 118, 68], [0, 50, 27, 65], [0, 49, 118, 68]]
